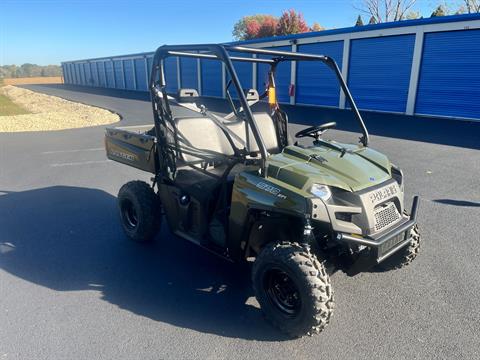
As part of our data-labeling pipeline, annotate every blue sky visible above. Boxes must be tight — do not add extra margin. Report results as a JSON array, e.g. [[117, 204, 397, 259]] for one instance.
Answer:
[[1, 0, 447, 65]]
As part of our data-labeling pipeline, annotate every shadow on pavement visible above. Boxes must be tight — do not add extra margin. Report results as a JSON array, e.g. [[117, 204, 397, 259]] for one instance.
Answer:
[[433, 199, 480, 207], [0, 186, 287, 341], [26, 84, 480, 150]]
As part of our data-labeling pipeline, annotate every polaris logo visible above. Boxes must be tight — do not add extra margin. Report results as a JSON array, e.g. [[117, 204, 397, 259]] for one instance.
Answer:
[[110, 149, 137, 162]]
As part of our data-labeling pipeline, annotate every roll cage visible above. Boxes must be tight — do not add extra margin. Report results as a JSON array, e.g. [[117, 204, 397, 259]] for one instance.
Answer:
[[149, 44, 369, 179]]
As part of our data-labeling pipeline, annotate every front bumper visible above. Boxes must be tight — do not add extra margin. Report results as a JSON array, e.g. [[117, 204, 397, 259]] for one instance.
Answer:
[[336, 196, 420, 274]]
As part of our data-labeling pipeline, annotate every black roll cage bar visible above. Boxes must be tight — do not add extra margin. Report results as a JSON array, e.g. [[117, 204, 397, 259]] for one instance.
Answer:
[[149, 44, 369, 176]]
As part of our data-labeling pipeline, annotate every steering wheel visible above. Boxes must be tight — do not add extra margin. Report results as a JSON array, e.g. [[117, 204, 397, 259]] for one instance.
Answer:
[[295, 122, 337, 140]]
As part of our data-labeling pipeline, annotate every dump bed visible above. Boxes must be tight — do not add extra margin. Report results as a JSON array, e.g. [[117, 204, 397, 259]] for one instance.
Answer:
[[105, 125, 157, 173]]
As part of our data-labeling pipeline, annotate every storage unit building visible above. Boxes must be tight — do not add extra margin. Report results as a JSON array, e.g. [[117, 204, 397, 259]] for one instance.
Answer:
[[62, 14, 480, 121]]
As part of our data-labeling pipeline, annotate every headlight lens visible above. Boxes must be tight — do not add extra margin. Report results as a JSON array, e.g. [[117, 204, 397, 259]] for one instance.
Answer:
[[310, 184, 332, 201]]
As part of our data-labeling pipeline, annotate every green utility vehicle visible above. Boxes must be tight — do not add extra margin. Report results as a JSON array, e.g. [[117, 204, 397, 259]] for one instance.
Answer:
[[105, 44, 421, 337]]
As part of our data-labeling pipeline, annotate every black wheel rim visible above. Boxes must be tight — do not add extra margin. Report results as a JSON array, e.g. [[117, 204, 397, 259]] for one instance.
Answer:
[[264, 268, 301, 318], [122, 199, 138, 229]]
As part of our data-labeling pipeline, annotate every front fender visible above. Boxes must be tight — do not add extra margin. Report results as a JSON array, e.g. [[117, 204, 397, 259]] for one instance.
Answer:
[[227, 171, 309, 261]]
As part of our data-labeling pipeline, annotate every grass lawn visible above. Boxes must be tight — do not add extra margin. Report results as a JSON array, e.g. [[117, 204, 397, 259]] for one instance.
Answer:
[[0, 93, 29, 116]]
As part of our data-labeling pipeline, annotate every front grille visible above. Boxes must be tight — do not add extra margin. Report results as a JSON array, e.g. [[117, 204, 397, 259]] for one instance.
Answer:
[[374, 202, 401, 232]]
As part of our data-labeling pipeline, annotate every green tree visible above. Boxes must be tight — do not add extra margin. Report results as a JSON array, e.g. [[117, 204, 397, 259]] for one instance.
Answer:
[[368, 15, 377, 24], [355, 15, 364, 26], [0, 64, 62, 78]]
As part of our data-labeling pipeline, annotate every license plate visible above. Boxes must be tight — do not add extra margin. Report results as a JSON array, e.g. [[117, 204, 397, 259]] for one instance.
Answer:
[[369, 184, 397, 205], [378, 232, 406, 257]]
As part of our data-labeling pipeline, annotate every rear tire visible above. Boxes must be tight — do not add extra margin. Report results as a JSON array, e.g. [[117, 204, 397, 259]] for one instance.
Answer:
[[118, 180, 160, 243], [252, 242, 334, 338]]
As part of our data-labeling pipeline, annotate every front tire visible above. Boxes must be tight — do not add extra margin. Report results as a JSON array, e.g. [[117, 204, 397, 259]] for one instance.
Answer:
[[252, 242, 334, 338], [118, 181, 160, 242]]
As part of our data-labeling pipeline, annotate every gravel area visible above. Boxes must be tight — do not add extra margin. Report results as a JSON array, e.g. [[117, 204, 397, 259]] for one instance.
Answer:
[[0, 85, 119, 132]]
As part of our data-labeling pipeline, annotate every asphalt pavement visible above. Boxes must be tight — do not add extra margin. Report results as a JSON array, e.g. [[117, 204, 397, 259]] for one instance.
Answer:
[[1, 84, 479, 359]]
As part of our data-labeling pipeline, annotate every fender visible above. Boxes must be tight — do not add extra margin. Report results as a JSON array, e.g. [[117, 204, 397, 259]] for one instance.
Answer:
[[227, 170, 310, 261]]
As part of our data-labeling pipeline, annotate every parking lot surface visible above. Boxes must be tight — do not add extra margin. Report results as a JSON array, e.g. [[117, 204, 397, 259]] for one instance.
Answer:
[[1, 84, 479, 359]]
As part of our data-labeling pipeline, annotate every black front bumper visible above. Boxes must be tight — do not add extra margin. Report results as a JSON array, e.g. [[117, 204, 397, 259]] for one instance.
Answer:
[[337, 196, 420, 275]]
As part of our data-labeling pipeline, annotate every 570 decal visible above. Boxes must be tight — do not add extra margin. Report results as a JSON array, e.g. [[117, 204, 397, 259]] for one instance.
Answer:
[[256, 182, 287, 199]]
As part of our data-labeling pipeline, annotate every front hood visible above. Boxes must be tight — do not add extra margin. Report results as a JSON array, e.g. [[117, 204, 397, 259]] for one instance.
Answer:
[[266, 142, 392, 192]]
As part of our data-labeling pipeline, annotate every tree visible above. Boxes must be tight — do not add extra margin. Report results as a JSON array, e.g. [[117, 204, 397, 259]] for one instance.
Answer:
[[405, 10, 421, 19], [431, 5, 447, 17], [0, 64, 62, 78], [276, 9, 309, 36], [310, 22, 325, 31], [368, 15, 377, 24], [355, 15, 364, 26], [233, 15, 276, 40], [257, 16, 278, 38], [462, 0, 480, 13], [355, 0, 418, 23]]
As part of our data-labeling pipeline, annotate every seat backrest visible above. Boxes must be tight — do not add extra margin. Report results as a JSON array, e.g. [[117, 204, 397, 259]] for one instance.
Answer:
[[177, 88, 199, 98], [224, 113, 279, 154], [174, 116, 234, 163]]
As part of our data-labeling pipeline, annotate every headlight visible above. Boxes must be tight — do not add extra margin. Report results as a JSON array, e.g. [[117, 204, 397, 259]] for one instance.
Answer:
[[310, 184, 331, 201]]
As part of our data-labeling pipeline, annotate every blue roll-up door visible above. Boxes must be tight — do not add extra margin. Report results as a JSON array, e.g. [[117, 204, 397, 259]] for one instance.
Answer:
[[123, 59, 135, 90], [134, 58, 148, 91], [68, 63, 77, 84], [75, 64, 81, 84], [147, 56, 153, 83], [164, 57, 178, 94], [72, 64, 78, 85], [62, 64, 67, 83], [348, 34, 415, 112], [227, 52, 252, 99], [64, 64, 69, 84], [180, 57, 198, 90], [91, 63, 99, 86], [113, 60, 124, 89], [84, 63, 92, 86], [416, 29, 480, 120], [201, 58, 222, 97], [105, 61, 115, 88], [256, 45, 291, 103], [98, 62, 106, 87], [296, 41, 344, 107], [80, 63, 87, 85]]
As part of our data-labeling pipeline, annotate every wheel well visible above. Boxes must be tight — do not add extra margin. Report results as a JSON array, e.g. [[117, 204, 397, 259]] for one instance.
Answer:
[[244, 210, 304, 258]]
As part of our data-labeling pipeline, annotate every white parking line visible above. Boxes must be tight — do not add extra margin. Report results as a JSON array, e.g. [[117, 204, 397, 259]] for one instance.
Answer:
[[41, 147, 104, 155], [50, 160, 112, 167]]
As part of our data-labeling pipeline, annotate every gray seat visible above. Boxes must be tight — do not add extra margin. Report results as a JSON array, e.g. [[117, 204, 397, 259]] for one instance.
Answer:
[[174, 116, 235, 163], [224, 113, 279, 154], [173, 111, 279, 164]]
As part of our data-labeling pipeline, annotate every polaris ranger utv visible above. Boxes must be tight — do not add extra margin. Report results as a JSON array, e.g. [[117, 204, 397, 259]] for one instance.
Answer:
[[105, 44, 421, 337]]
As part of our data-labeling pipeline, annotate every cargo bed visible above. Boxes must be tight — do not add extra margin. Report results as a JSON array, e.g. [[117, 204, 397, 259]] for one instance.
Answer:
[[105, 125, 157, 173]]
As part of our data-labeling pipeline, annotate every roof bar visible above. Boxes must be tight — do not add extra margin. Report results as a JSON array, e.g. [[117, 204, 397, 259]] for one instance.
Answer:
[[167, 51, 275, 64], [227, 46, 329, 62]]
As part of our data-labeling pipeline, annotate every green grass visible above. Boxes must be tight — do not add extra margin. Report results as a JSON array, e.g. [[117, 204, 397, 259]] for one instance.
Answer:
[[0, 93, 29, 116]]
